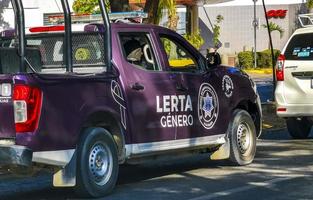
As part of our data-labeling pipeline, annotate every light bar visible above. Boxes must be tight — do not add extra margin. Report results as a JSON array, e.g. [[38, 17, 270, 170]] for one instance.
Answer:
[[29, 25, 65, 33], [48, 11, 148, 25]]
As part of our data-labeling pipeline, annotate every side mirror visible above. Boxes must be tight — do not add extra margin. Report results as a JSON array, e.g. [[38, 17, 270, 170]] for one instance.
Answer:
[[206, 52, 221, 67]]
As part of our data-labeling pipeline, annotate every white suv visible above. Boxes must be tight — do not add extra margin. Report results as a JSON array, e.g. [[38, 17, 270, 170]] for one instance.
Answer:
[[275, 27, 313, 139]]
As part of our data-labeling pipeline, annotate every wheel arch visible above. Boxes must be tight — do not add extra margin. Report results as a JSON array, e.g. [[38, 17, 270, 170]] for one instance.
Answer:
[[81, 111, 126, 164], [234, 100, 262, 138]]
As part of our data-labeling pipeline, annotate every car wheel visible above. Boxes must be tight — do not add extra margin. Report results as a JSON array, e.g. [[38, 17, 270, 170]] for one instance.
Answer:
[[228, 109, 257, 166], [75, 127, 119, 198], [286, 118, 312, 139]]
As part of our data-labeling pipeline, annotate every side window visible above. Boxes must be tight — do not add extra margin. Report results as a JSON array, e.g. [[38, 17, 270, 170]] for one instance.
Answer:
[[160, 35, 200, 73], [119, 33, 159, 71]]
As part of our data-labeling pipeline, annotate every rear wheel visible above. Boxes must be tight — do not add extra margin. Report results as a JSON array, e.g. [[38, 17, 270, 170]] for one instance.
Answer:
[[286, 117, 312, 139], [75, 127, 118, 198], [228, 110, 257, 166]]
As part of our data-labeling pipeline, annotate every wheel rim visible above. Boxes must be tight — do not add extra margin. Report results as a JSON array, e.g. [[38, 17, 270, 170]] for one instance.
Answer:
[[236, 122, 253, 156], [88, 142, 113, 186]]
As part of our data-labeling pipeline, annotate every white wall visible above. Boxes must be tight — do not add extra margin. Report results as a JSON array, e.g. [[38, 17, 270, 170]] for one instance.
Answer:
[[199, 4, 303, 55], [1, 0, 75, 30]]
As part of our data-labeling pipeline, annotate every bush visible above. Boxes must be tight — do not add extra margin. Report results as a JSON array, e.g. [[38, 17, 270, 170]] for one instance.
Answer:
[[237, 49, 281, 69], [257, 49, 281, 68], [238, 51, 254, 69]]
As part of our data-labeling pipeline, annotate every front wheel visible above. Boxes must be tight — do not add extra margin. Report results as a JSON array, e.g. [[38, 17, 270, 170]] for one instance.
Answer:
[[286, 117, 312, 139], [228, 110, 257, 166], [75, 127, 119, 198]]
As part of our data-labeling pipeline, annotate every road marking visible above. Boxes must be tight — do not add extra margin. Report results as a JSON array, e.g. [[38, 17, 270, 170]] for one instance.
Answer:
[[188, 175, 306, 200]]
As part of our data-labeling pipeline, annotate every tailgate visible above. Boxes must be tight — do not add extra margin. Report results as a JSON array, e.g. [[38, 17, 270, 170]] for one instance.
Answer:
[[0, 75, 15, 138], [283, 32, 313, 104], [284, 60, 313, 104]]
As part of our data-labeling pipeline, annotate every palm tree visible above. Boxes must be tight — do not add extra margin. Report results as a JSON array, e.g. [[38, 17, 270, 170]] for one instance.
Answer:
[[262, 22, 284, 49], [158, 0, 178, 31], [307, 0, 313, 13], [144, 0, 178, 30]]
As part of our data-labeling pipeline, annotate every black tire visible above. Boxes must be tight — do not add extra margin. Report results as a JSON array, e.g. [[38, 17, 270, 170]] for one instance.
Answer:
[[286, 118, 312, 139], [228, 109, 257, 166], [75, 127, 119, 198]]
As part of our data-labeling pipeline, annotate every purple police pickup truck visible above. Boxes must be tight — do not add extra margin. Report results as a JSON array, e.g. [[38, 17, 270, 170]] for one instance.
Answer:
[[0, 0, 261, 198]]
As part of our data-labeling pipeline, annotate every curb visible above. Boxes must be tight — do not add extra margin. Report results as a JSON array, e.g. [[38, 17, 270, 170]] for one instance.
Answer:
[[244, 69, 273, 75]]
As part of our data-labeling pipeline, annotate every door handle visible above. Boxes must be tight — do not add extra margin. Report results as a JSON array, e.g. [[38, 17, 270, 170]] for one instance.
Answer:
[[131, 82, 145, 91], [176, 83, 188, 92]]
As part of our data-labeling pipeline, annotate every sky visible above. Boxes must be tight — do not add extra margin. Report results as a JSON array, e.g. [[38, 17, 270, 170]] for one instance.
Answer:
[[205, 0, 306, 6]]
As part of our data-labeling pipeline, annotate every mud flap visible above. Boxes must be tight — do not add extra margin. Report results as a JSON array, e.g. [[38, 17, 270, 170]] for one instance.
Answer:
[[53, 152, 76, 187], [210, 137, 230, 160]]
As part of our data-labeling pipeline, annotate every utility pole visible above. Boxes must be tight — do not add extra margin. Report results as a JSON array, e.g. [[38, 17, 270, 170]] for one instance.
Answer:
[[253, 0, 258, 69]]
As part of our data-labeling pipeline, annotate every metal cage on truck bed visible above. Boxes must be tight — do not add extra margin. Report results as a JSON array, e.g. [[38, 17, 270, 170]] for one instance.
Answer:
[[7, 0, 112, 75]]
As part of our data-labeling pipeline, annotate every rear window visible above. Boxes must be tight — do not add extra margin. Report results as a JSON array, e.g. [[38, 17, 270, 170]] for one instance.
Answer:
[[285, 33, 313, 60], [0, 33, 106, 74]]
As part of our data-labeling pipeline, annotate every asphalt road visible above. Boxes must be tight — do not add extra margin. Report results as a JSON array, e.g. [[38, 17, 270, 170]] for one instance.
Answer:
[[252, 73, 274, 104], [0, 129, 313, 200]]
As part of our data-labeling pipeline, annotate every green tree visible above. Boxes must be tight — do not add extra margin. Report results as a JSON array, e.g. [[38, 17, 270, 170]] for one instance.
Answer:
[[0, 0, 11, 29], [262, 22, 284, 49], [307, 0, 313, 13], [144, 0, 178, 30], [212, 15, 224, 48], [158, 0, 178, 30], [183, 30, 204, 50], [72, 0, 129, 14]]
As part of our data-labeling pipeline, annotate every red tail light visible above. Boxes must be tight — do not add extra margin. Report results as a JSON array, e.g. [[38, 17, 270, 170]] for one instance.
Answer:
[[13, 85, 42, 133], [276, 54, 285, 81]]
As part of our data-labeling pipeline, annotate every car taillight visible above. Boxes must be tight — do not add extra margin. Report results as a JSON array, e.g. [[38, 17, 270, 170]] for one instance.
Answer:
[[13, 85, 42, 133], [276, 54, 285, 81]]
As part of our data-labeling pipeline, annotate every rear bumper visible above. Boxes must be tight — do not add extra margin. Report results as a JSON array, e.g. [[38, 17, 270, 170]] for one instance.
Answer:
[[275, 82, 313, 117], [0, 145, 32, 167], [276, 103, 313, 117], [276, 89, 313, 117]]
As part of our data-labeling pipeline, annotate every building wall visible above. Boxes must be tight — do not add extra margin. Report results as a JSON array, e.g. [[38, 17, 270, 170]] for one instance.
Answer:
[[199, 4, 303, 55], [1, 0, 74, 30]]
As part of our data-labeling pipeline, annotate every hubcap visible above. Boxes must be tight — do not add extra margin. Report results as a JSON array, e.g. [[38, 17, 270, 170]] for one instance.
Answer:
[[236, 123, 252, 155], [89, 142, 113, 186]]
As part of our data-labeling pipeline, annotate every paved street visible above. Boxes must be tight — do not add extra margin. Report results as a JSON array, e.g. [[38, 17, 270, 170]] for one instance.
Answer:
[[0, 129, 313, 200], [251, 73, 274, 104]]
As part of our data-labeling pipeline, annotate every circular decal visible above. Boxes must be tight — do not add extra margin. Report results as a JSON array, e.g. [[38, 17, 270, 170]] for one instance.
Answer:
[[75, 48, 91, 61], [198, 83, 219, 130], [222, 75, 234, 98]]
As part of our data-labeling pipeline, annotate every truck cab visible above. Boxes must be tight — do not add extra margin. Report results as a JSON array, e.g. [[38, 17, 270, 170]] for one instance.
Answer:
[[0, 0, 262, 198]]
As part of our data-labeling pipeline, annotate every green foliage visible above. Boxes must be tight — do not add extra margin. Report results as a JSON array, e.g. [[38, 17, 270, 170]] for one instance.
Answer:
[[262, 22, 284, 38], [238, 49, 281, 69], [161, 38, 172, 56], [156, 0, 178, 30], [238, 51, 254, 69], [307, 0, 313, 9], [257, 49, 281, 68], [183, 30, 204, 50], [213, 15, 224, 47], [72, 0, 110, 14]]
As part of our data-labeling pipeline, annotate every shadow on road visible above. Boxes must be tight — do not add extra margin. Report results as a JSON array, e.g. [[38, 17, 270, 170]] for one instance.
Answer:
[[1, 130, 313, 200]]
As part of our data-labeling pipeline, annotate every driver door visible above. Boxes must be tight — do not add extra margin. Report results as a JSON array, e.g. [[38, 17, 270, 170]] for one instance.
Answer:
[[158, 33, 229, 140], [117, 31, 178, 146]]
